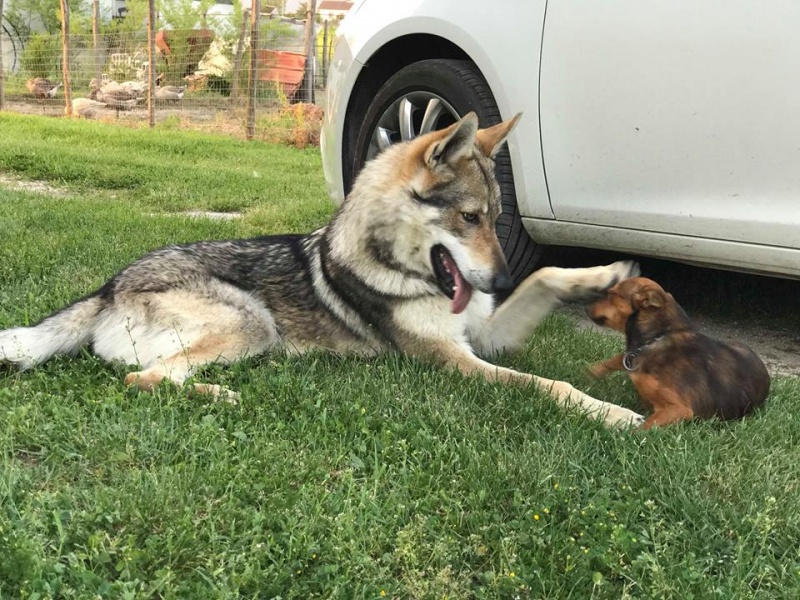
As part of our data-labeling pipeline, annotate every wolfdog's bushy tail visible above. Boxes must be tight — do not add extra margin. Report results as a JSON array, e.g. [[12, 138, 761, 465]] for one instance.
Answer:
[[0, 296, 105, 369]]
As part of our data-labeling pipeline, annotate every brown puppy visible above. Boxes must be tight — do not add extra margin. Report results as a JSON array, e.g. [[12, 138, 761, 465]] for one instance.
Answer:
[[586, 277, 770, 429]]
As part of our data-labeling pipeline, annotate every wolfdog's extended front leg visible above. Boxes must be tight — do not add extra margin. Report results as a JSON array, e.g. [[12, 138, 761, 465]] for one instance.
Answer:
[[472, 261, 640, 355], [431, 341, 644, 429]]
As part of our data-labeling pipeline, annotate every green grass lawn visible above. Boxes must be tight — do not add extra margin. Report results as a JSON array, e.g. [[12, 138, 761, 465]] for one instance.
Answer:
[[1, 114, 799, 599]]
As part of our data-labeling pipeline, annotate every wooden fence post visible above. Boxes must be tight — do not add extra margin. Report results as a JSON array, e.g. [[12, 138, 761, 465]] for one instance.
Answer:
[[0, 0, 5, 111], [321, 18, 328, 88], [92, 0, 101, 83], [230, 8, 249, 104], [59, 0, 72, 116], [302, 0, 317, 103], [147, 0, 156, 128], [247, 0, 260, 140]]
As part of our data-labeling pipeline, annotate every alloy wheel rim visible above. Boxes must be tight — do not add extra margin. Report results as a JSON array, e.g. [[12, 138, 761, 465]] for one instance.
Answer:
[[366, 92, 461, 162]]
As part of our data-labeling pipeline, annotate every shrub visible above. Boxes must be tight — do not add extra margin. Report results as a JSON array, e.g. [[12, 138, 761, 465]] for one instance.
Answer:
[[20, 34, 61, 80]]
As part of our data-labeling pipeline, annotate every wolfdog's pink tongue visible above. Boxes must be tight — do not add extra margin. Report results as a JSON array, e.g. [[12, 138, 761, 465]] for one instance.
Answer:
[[452, 275, 473, 314], [442, 254, 473, 314]]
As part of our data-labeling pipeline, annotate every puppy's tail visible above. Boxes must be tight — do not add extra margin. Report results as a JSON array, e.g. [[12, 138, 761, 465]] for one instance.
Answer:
[[0, 295, 106, 370]]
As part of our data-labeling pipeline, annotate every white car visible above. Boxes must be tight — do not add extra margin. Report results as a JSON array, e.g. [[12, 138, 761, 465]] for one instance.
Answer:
[[321, 0, 800, 284]]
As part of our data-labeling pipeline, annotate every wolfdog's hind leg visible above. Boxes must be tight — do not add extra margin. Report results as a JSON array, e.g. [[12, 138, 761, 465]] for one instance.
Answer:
[[124, 331, 268, 403], [189, 383, 240, 404], [111, 282, 277, 400]]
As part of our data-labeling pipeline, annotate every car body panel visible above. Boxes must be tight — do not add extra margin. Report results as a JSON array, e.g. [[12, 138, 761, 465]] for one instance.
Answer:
[[321, 0, 800, 278], [525, 218, 800, 278], [540, 0, 800, 249]]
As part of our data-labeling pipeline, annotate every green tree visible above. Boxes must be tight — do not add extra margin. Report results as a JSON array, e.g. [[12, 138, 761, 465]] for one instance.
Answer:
[[5, 0, 90, 36], [158, 0, 216, 31], [101, 0, 148, 35], [293, 1, 308, 20]]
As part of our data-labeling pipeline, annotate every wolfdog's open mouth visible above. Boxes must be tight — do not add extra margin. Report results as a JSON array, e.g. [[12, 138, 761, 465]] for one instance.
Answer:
[[431, 244, 474, 314]]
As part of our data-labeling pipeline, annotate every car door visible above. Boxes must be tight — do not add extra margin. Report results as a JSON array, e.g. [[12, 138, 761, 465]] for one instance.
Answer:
[[539, 0, 800, 250]]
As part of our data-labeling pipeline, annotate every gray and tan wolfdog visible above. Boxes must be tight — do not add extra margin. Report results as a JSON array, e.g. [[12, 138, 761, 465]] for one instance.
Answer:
[[0, 113, 644, 428]]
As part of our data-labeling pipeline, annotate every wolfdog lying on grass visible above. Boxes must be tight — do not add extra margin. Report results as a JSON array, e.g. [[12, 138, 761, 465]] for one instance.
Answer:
[[0, 113, 643, 428]]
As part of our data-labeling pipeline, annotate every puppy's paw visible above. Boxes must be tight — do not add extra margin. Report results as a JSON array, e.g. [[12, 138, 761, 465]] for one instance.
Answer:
[[602, 405, 645, 430], [587, 363, 609, 379]]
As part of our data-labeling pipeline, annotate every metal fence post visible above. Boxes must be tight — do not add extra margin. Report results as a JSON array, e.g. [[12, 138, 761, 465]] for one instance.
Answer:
[[92, 0, 101, 83], [321, 18, 328, 88]]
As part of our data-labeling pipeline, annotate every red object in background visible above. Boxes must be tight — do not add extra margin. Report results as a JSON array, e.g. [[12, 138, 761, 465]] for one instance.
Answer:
[[155, 29, 215, 77], [257, 50, 307, 98]]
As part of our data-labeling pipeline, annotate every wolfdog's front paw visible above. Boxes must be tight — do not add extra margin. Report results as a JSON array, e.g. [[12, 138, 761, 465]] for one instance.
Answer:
[[602, 405, 645, 429], [580, 260, 641, 302], [549, 260, 641, 304], [604, 260, 640, 288]]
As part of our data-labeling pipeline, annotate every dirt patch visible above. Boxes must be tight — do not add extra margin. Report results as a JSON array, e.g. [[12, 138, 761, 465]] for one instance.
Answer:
[[0, 172, 70, 197], [695, 316, 800, 377], [149, 211, 243, 220], [2, 98, 228, 122]]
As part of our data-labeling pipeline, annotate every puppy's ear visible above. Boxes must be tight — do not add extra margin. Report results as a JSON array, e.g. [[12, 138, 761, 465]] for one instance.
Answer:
[[425, 112, 479, 170], [632, 288, 665, 310], [476, 113, 522, 158]]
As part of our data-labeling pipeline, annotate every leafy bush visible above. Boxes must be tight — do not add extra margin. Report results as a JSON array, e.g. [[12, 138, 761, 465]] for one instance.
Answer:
[[20, 34, 61, 79], [159, 29, 215, 85], [205, 75, 231, 97]]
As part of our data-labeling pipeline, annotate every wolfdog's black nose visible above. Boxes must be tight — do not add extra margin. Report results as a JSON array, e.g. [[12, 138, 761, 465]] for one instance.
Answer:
[[492, 270, 514, 292]]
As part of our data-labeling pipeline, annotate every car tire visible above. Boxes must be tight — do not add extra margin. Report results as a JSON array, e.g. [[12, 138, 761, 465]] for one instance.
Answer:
[[343, 58, 542, 287]]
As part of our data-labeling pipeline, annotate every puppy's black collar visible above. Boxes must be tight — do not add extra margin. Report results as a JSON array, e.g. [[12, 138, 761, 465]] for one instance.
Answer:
[[623, 335, 665, 371]]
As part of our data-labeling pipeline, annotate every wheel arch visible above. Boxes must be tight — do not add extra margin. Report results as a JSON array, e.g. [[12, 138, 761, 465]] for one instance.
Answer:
[[341, 50, 542, 286], [342, 34, 473, 194]]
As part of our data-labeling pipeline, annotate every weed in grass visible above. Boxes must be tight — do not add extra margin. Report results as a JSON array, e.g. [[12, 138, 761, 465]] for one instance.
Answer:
[[254, 103, 324, 149], [158, 115, 183, 130]]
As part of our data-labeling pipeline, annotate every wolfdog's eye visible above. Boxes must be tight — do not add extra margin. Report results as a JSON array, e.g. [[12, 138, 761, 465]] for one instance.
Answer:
[[461, 212, 479, 223]]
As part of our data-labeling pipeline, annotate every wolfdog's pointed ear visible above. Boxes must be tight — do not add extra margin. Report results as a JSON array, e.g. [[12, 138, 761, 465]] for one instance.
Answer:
[[424, 112, 479, 170], [476, 113, 522, 158]]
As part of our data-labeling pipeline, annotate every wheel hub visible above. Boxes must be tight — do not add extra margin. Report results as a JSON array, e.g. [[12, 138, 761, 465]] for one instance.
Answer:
[[366, 92, 460, 162]]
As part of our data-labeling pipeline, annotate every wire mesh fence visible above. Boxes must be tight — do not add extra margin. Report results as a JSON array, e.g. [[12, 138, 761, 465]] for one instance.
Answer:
[[1, 1, 337, 145]]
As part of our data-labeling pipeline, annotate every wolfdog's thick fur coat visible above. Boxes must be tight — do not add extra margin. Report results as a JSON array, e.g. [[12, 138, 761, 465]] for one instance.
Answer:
[[0, 113, 643, 427]]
